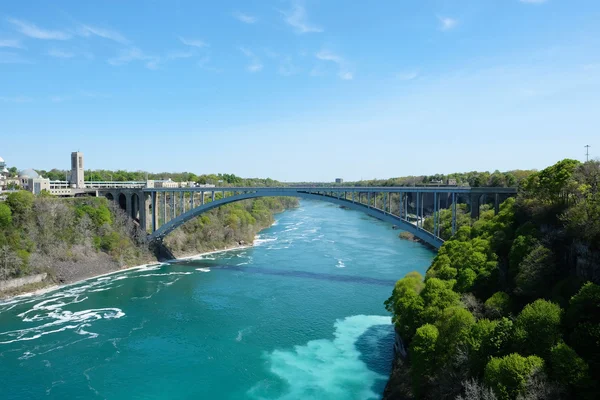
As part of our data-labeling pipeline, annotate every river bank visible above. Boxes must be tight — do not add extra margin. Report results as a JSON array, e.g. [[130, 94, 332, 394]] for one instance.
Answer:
[[0, 242, 255, 301]]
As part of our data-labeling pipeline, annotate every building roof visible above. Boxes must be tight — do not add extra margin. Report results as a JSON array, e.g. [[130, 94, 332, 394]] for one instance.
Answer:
[[18, 168, 40, 179], [0, 156, 4, 162]]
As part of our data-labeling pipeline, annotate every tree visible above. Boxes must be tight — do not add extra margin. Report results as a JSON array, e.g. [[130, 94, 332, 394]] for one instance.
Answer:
[[6, 190, 34, 223], [410, 323, 439, 397], [385, 272, 425, 338], [514, 299, 562, 357], [484, 292, 512, 317], [435, 306, 475, 363], [549, 342, 590, 390], [566, 282, 600, 381], [469, 318, 514, 376], [0, 245, 20, 279], [484, 353, 544, 400], [0, 203, 12, 228], [514, 245, 557, 299]]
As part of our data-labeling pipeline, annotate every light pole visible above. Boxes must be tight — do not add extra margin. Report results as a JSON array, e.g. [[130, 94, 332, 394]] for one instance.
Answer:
[[585, 145, 591, 162]]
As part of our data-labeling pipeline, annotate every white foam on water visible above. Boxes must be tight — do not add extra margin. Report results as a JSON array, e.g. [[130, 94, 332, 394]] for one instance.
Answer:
[[248, 315, 391, 400], [236, 326, 253, 342], [336, 260, 346, 268], [254, 236, 278, 246], [196, 268, 211, 273], [237, 262, 249, 266]]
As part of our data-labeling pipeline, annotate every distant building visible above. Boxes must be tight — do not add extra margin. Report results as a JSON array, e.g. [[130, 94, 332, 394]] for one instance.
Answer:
[[29, 177, 51, 194], [70, 151, 85, 189], [19, 169, 41, 190], [153, 179, 179, 188], [0, 156, 8, 191], [447, 178, 457, 186], [335, 178, 344, 184]]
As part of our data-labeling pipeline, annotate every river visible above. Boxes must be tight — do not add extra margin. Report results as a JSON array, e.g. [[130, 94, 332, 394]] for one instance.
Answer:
[[0, 200, 434, 400]]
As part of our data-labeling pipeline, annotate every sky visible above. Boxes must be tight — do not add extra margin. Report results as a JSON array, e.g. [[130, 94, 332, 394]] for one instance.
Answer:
[[1, 0, 600, 182]]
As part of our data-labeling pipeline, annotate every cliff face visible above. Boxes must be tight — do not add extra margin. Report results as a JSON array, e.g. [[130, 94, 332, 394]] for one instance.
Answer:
[[382, 331, 414, 400]]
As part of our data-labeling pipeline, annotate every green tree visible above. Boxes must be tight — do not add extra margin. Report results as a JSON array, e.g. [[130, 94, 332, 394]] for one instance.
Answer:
[[484, 292, 512, 317], [566, 282, 600, 381], [549, 342, 590, 390], [484, 353, 544, 400], [514, 244, 557, 299], [514, 299, 562, 357], [6, 190, 34, 223], [410, 323, 439, 397], [384, 272, 425, 338], [0, 203, 12, 228]]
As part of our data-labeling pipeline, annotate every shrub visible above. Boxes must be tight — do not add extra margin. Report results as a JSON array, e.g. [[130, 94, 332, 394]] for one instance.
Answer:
[[514, 299, 562, 357], [485, 292, 512, 317], [484, 353, 544, 400]]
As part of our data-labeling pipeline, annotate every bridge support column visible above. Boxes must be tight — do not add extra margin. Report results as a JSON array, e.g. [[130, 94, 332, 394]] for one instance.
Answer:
[[139, 193, 149, 233], [352, 191, 355, 203], [212, 191, 215, 202], [415, 192, 421, 228], [494, 193, 500, 215], [125, 193, 132, 219], [163, 192, 167, 225], [367, 192, 371, 208], [470, 194, 480, 220], [434, 192, 438, 236], [152, 191, 158, 232], [452, 192, 457, 236]]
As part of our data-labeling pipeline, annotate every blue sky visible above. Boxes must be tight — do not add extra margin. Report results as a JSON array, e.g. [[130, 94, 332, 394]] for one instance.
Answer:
[[1, 0, 599, 182]]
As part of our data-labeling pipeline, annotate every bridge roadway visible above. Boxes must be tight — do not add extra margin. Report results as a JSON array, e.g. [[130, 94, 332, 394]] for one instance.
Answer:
[[99, 186, 518, 249]]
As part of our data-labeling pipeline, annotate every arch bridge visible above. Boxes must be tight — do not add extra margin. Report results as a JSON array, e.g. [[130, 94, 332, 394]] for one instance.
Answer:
[[98, 186, 517, 249]]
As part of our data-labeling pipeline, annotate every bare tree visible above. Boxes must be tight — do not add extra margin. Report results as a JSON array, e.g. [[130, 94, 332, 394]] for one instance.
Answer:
[[0, 246, 20, 280], [456, 379, 497, 400]]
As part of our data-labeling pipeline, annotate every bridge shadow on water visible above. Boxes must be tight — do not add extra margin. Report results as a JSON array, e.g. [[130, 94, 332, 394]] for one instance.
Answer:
[[355, 324, 396, 394], [174, 262, 398, 287]]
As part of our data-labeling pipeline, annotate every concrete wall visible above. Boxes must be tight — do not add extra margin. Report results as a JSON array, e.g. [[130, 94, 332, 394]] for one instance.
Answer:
[[0, 273, 48, 291]]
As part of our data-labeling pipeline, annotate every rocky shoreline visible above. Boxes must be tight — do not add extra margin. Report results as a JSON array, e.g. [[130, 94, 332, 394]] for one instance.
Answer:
[[382, 330, 414, 400]]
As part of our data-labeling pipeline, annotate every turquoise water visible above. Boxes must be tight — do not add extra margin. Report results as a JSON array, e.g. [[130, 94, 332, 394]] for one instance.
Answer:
[[0, 200, 434, 399]]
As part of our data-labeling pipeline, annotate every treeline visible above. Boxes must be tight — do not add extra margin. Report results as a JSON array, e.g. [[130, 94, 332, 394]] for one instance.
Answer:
[[0, 192, 151, 284], [350, 170, 534, 188], [165, 197, 298, 256], [385, 159, 600, 399], [36, 169, 281, 187], [0, 190, 298, 288]]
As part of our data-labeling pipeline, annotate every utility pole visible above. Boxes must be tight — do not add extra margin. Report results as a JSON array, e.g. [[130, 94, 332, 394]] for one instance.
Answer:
[[585, 145, 591, 162]]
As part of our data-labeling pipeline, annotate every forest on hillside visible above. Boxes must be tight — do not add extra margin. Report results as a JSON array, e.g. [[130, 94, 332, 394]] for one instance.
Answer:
[[0, 191, 297, 289], [385, 159, 600, 400]]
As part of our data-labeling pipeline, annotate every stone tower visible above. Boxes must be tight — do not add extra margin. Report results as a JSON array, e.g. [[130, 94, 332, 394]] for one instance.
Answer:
[[70, 151, 85, 188]]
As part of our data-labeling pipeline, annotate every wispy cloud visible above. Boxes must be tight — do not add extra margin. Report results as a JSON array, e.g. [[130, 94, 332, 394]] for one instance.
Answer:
[[0, 39, 23, 49], [108, 47, 159, 70], [0, 51, 31, 64], [280, 2, 323, 34], [239, 47, 263, 72], [167, 50, 195, 60], [7, 18, 70, 40], [78, 25, 129, 44], [47, 48, 75, 58], [264, 49, 299, 76], [0, 95, 32, 103], [179, 37, 208, 48], [233, 12, 258, 24], [315, 50, 353, 80], [438, 16, 458, 31], [397, 70, 419, 81], [519, 0, 547, 3]]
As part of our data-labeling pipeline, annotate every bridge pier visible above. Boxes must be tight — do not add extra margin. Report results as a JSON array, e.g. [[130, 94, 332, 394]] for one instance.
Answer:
[[470, 194, 480, 219]]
